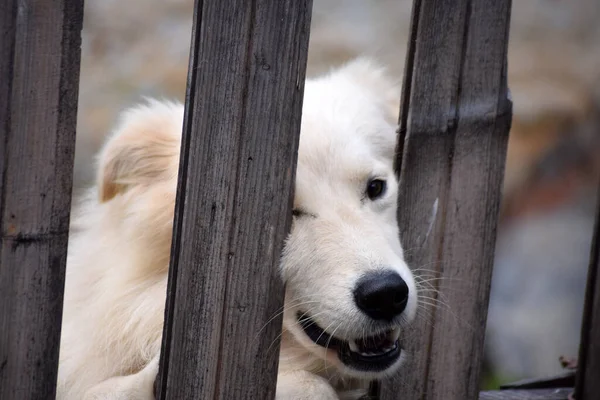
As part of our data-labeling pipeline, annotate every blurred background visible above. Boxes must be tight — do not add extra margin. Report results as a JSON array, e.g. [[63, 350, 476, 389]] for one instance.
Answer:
[[75, 0, 600, 389]]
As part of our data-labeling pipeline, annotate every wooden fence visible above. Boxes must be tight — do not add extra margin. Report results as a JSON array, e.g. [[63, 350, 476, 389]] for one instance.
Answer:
[[1, 0, 84, 398], [380, 0, 512, 398], [0, 0, 598, 400], [154, 1, 312, 399]]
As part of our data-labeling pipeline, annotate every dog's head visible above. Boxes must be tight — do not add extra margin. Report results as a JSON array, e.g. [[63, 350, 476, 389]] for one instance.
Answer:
[[280, 59, 417, 379], [94, 58, 417, 380]]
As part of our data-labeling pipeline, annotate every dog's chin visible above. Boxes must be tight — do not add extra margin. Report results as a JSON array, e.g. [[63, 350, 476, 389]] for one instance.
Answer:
[[294, 311, 405, 379]]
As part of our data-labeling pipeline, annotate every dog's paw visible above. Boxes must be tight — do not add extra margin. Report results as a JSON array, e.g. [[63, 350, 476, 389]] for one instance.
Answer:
[[276, 371, 339, 400]]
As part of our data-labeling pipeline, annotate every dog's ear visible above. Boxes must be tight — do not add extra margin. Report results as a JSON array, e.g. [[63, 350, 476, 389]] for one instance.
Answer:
[[336, 57, 401, 125], [97, 100, 183, 202]]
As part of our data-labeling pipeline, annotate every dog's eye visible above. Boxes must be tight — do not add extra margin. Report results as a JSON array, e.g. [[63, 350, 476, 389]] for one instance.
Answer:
[[366, 179, 387, 200], [292, 208, 316, 219]]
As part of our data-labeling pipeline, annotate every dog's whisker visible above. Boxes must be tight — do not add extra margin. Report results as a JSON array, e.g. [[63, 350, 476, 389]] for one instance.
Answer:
[[419, 286, 468, 305], [415, 308, 435, 324], [323, 322, 344, 376], [418, 296, 452, 312], [417, 298, 447, 309], [416, 285, 447, 301], [416, 297, 475, 332], [415, 276, 466, 285], [416, 286, 445, 301], [256, 304, 323, 342], [415, 280, 451, 298], [256, 301, 322, 338], [265, 330, 288, 356], [415, 278, 440, 288], [417, 302, 444, 314], [419, 294, 450, 307], [411, 265, 443, 273], [260, 296, 317, 318], [401, 245, 427, 256], [414, 275, 445, 282], [410, 261, 444, 273], [264, 310, 331, 355], [415, 283, 439, 293], [315, 320, 340, 349], [418, 287, 453, 304]]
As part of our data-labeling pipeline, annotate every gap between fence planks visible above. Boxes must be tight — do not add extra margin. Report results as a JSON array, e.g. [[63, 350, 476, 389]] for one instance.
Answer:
[[155, 1, 313, 399], [574, 181, 600, 399], [0, 1, 84, 399], [378, 0, 513, 399]]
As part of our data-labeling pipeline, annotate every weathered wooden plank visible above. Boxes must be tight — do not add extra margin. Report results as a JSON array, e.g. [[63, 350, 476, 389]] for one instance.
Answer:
[[380, 0, 512, 399], [479, 388, 572, 400], [574, 181, 600, 399], [0, 0, 84, 399], [500, 371, 575, 390], [155, 1, 312, 399]]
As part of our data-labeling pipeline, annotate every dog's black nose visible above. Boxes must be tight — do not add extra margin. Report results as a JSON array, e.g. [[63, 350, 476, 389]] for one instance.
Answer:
[[353, 270, 409, 320]]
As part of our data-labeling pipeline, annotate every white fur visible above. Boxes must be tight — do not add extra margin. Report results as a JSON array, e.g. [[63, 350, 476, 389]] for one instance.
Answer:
[[57, 58, 417, 400]]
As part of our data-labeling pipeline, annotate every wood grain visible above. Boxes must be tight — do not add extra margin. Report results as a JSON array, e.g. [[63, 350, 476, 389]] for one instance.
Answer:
[[575, 182, 600, 400], [155, 1, 312, 399], [479, 389, 572, 400], [0, 0, 83, 399], [379, 0, 512, 399]]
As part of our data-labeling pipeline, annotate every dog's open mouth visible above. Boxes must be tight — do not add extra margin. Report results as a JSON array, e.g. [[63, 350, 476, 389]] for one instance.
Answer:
[[297, 312, 402, 371]]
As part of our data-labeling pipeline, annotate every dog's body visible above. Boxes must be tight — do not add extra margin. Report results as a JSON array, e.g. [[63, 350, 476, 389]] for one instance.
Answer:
[[57, 59, 418, 400]]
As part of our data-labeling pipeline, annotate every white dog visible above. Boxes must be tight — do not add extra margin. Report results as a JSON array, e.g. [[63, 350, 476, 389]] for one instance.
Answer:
[[57, 58, 418, 400]]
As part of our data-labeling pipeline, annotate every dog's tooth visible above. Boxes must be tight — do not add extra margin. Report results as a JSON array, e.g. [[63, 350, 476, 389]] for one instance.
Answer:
[[348, 340, 359, 353]]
